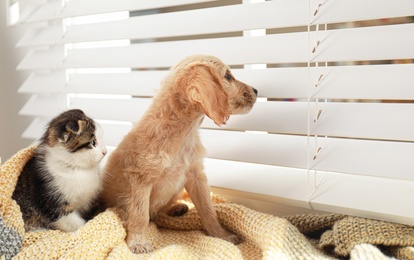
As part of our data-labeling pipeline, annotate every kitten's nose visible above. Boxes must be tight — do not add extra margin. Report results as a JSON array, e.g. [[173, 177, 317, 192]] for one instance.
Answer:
[[102, 150, 107, 156], [253, 88, 258, 95]]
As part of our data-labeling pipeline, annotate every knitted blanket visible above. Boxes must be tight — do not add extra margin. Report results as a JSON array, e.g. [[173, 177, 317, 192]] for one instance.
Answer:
[[1, 146, 414, 259]]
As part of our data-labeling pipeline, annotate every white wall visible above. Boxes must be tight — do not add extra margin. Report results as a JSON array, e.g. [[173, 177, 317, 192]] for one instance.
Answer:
[[0, 3, 31, 162]]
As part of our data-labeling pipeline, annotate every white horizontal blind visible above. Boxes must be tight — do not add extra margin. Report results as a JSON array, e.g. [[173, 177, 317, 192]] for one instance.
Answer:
[[9, 0, 414, 225]]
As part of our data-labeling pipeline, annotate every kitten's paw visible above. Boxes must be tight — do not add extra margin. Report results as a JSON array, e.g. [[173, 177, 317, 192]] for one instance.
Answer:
[[128, 241, 154, 254], [167, 203, 189, 217], [52, 212, 86, 232]]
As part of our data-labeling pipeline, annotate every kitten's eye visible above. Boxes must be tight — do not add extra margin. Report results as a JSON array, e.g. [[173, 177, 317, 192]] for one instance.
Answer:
[[225, 73, 232, 81], [91, 139, 97, 147]]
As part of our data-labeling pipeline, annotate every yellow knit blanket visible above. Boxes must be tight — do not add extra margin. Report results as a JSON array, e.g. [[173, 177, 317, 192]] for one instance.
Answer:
[[1, 147, 413, 259]]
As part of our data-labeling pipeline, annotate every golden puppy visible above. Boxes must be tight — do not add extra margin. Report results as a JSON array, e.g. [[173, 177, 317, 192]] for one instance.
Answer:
[[102, 55, 258, 253]]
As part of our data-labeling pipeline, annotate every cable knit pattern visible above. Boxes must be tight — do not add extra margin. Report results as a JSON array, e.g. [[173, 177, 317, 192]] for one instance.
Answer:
[[1, 146, 414, 259]]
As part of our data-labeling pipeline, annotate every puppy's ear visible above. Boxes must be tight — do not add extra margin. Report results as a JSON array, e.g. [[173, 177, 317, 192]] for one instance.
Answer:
[[185, 65, 230, 126]]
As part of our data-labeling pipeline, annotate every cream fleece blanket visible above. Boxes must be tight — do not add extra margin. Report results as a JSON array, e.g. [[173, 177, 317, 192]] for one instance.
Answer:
[[1, 147, 413, 259]]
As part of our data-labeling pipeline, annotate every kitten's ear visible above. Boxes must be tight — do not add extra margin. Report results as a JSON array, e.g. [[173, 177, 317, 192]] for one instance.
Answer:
[[67, 120, 87, 135], [60, 120, 86, 143]]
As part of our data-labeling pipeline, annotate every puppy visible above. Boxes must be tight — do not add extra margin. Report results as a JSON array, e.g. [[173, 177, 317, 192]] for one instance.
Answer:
[[102, 55, 258, 253]]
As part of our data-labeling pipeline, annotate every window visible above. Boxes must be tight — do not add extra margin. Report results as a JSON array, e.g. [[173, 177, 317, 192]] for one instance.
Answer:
[[8, 0, 414, 225]]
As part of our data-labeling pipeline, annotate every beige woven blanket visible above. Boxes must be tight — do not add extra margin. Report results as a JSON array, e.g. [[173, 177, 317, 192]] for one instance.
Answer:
[[1, 147, 413, 259]]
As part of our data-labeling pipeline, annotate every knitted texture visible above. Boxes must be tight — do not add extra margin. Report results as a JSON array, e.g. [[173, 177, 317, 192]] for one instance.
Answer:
[[286, 213, 346, 234], [350, 244, 396, 260], [1, 147, 330, 259], [0, 147, 33, 259], [1, 146, 414, 260], [320, 216, 414, 257], [287, 214, 414, 259], [0, 216, 22, 260]]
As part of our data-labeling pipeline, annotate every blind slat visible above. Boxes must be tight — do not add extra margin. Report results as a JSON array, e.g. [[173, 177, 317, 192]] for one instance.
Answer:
[[205, 158, 309, 205], [202, 129, 414, 180], [309, 171, 414, 226], [17, 22, 63, 47], [19, 95, 67, 117], [20, 0, 414, 26], [17, 47, 65, 70], [67, 72, 165, 96], [16, 34, 308, 70], [21, 117, 49, 140], [18, 0, 414, 46], [313, 0, 414, 25], [51, 0, 307, 44], [63, 33, 307, 68], [18, 1, 306, 46], [19, 0, 220, 23], [313, 102, 414, 141], [312, 64, 414, 100], [314, 23, 414, 62], [312, 137, 414, 180], [18, 24, 414, 70], [201, 130, 308, 169], [205, 158, 414, 226], [203, 102, 308, 133], [69, 97, 152, 122], [248, 64, 414, 100], [18, 71, 66, 94], [20, 64, 414, 100], [209, 101, 414, 141]]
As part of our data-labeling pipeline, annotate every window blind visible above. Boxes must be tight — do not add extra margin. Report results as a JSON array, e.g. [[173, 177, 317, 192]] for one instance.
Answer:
[[9, 0, 414, 225]]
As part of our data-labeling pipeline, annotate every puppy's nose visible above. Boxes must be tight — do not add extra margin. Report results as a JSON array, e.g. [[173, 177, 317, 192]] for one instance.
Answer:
[[253, 88, 258, 95]]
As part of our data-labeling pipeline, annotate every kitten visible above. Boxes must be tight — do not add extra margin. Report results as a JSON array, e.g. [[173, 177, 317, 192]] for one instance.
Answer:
[[12, 109, 107, 232]]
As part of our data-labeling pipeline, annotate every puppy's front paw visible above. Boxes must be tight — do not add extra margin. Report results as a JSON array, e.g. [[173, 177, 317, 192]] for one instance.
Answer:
[[128, 240, 154, 254]]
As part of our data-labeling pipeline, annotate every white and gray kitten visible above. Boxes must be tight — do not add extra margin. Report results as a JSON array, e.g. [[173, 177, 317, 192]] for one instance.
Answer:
[[12, 109, 107, 232]]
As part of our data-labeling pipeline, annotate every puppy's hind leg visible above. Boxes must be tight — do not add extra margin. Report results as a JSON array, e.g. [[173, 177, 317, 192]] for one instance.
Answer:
[[185, 166, 241, 244], [123, 185, 154, 254]]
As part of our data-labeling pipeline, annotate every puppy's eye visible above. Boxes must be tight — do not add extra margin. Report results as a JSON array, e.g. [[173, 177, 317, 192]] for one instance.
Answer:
[[225, 73, 232, 81]]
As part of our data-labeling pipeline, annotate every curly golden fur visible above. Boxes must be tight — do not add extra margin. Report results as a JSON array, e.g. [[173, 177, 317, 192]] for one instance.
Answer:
[[101, 55, 258, 253]]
